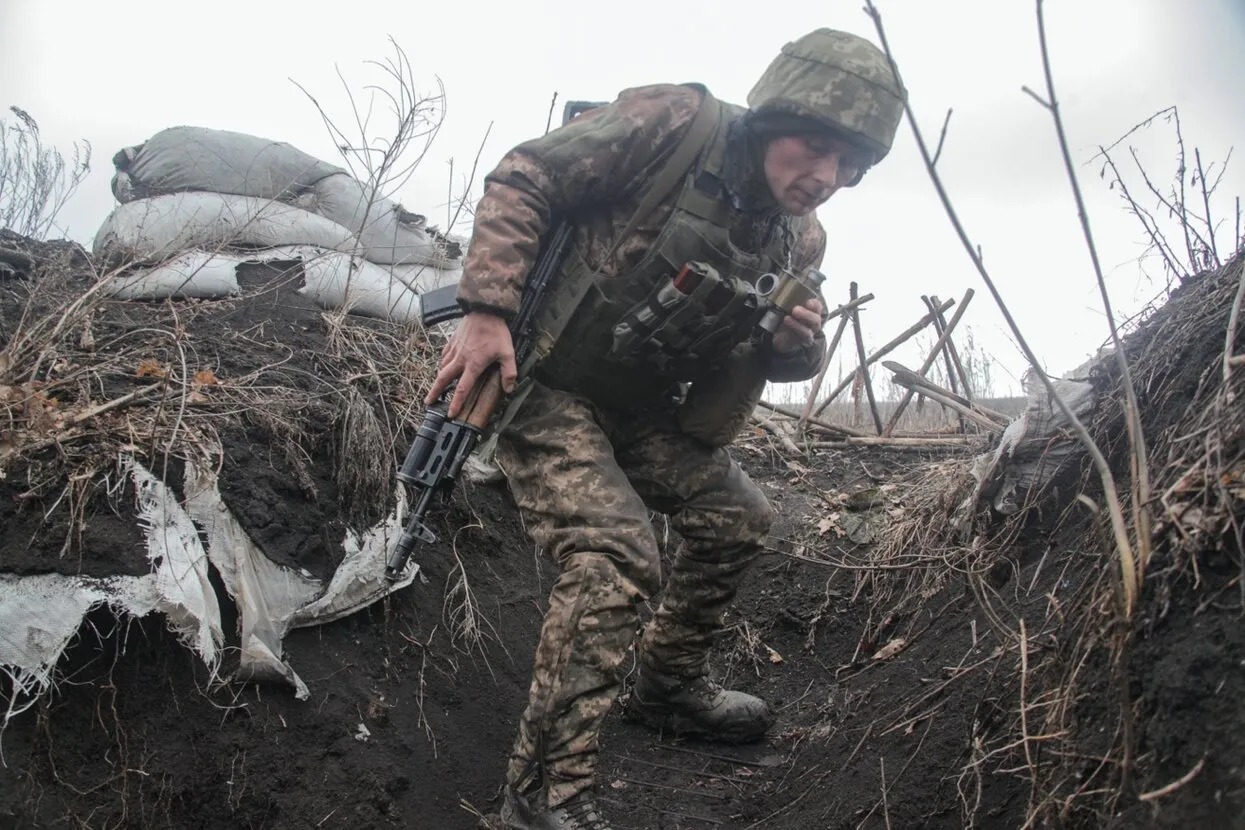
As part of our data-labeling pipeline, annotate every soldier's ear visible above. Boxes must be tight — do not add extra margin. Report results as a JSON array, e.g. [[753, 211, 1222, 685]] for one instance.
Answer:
[[844, 166, 869, 188]]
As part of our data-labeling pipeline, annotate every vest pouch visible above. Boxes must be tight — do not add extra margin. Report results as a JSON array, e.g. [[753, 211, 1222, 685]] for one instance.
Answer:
[[610, 261, 756, 374], [675, 341, 768, 447]]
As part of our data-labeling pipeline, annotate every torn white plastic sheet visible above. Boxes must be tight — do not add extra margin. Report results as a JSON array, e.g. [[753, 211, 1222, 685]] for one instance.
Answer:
[[0, 452, 419, 718], [0, 573, 159, 725], [0, 457, 224, 728], [967, 360, 1099, 516], [178, 451, 418, 700]]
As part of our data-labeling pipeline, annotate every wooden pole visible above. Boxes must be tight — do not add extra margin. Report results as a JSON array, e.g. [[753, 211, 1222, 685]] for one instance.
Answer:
[[923, 295, 961, 395], [798, 291, 874, 431], [849, 282, 884, 434], [922, 294, 964, 432], [812, 297, 955, 418], [883, 360, 1009, 432], [882, 289, 974, 436], [929, 294, 975, 402], [800, 313, 850, 432]]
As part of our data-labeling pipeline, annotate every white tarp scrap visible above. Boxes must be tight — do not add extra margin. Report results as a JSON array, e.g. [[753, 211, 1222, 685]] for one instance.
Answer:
[[966, 359, 1099, 517], [0, 451, 419, 721], [0, 573, 159, 729]]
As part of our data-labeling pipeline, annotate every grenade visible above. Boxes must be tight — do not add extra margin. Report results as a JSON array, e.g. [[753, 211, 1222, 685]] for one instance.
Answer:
[[755, 267, 826, 334]]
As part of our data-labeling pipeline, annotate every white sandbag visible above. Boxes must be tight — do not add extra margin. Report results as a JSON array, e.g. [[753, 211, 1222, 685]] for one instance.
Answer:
[[296, 250, 423, 323], [308, 173, 444, 266], [93, 192, 357, 264], [391, 260, 462, 294], [111, 126, 447, 267], [111, 125, 342, 204], [101, 243, 462, 329], [105, 249, 244, 300]]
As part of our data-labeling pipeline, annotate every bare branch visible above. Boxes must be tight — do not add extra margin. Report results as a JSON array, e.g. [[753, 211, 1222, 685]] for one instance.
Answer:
[[1035, 0, 1151, 602], [931, 108, 953, 168], [862, 0, 1144, 616], [1195, 148, 1220, 266], [1020, 85, 1051, 109]]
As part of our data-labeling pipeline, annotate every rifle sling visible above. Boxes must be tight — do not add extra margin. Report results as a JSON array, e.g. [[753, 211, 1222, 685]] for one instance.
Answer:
[[516, 90, 723, 382], [490, 91, 722, 440]]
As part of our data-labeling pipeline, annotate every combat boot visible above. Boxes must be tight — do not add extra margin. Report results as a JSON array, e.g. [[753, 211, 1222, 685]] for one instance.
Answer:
[[626, 663, 774, 743], [501, 787, 613, 830]]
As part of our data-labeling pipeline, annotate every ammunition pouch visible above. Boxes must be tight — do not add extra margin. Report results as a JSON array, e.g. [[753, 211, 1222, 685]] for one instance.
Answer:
[[610, 261, 760, 377], [675, 341, 768, 447]]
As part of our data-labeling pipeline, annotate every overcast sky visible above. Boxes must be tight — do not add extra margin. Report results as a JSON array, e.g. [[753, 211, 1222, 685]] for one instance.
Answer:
[[3, 0, 1243, 397]]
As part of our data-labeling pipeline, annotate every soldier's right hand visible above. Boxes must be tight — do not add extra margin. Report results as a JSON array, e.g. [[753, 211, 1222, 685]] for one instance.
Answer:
[[425, 311, 518, 419]]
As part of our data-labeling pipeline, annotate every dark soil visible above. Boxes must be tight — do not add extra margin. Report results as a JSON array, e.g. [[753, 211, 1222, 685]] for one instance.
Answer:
[[2, 240, 1243, 830]]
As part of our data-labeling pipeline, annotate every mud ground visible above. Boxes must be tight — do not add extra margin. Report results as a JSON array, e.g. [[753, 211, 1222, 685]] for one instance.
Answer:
[[2, 245, 1243, 829]]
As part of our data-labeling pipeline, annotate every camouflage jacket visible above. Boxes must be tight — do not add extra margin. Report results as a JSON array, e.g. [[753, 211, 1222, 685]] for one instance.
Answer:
[[456, 83, 829, 382]]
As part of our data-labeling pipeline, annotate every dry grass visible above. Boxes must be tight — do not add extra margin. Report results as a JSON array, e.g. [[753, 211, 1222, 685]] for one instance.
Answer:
[[0, 251, 445, 569], [804, 250, 1244, 827]]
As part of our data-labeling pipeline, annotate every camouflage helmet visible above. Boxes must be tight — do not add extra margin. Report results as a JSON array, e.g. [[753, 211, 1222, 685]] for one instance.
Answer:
[[747, 28, 907, 163]]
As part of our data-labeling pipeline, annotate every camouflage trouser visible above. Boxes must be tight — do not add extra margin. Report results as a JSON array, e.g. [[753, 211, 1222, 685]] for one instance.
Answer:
[[495, 381, 775, 807]]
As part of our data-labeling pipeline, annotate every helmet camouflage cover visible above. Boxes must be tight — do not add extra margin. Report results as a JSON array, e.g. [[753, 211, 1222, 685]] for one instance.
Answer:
[[747, 28, 907, 163]]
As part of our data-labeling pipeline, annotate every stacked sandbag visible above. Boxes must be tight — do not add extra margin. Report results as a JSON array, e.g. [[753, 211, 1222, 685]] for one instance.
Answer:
[[94, 125, 463, 324]]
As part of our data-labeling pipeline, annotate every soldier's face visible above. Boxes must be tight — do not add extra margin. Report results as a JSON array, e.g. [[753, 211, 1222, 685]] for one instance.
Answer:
[[762, 134, 870, 216]]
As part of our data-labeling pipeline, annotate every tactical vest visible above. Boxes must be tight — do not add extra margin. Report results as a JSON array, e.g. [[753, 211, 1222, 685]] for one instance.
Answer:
[[526, 92, 799, 412]]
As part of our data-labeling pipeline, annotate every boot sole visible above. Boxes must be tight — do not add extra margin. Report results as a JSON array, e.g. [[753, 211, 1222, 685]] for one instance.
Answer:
[[624, 701, 773, 744]]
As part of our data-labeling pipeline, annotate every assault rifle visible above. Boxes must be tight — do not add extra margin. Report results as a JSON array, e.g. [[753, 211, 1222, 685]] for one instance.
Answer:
[[383, 221, 574, 582]]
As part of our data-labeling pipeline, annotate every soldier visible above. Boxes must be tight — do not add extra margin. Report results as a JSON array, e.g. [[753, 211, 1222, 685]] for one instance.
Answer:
[[425, 28, 907, 830]]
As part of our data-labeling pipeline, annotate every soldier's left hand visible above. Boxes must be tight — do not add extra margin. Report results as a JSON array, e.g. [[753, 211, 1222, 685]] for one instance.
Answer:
[[771, 298, 824, 354]]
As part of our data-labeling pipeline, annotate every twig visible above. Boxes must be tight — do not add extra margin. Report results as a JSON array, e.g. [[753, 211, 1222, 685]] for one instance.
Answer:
[[1224, 261, 1245, 401], [1173, 108, 1198, 270], [1035, 0, 1152, 595], [811, 435, 971, 447], [444, 122, 493, 236], [1128, 145, 1216, 269], [879, 757, 893, 830], [840, 723, 874, 773], [1137, 758, 1206, 802], [68, 385, 162, 425], [544, 91, 559, 135], [863, 0, 1145, 617], [1019, 619, 1037, 816], [798, 290, 874, 431], [883, 361, 1008, 422], [931, 108, 953, 167], [808, 440, 968, 452], [750, 412, 802, 455], [884, 362, 1005, 433], [930, 294, 974, 401], [1095, 147, 1187, 281], [1194, 148, 1220, 266], [757, 399, 867, 437], [923, 295, 960, 397], [800, 312, 850, 433]]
